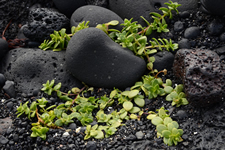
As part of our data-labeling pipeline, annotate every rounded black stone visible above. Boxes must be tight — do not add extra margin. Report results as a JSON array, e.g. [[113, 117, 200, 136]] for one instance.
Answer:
[[66, 27, 146, 89], [184, 26, 200, 39], [174, 21, 184, 32], [53, 0, 85, 18]]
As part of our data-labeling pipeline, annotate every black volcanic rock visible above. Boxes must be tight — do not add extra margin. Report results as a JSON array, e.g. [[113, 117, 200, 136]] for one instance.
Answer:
[[70, 5, 123, 30], [152, 51, 175, 71], [200, 0, 225, 16], [23, 8, 69, 42], [53, 0, 86, 18], [0, 48, 82, 94], [173, 49, 225, 107], [0, 38, 8, 60], [66, 27, 146, 89], [184, 26, 200, 39], [108, 0, 198, 26]]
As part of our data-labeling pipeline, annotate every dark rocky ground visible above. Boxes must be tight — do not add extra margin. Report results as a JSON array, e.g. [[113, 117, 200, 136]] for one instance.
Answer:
[[0, 0, 225, 150]]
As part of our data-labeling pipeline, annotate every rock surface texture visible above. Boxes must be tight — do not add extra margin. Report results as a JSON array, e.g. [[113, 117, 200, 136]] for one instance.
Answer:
[[0, 48, 82, 94], [23, 8, 70, 42], [108, 0, 198, 26], [70, 5, 123, 30], [173, 49, 225, 107], [53, 0, 86, 18], [66, 27, 146, 89]]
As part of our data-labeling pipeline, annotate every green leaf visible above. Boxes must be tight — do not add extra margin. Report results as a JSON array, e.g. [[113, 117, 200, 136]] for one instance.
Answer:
[[110, 90, 118, 99], [156, 124, 168, 134], [146, 114, 157, 120], [130, 114, 138, 119], [164, 86, 173, 94], [162, 130, 171, 138], [151, 117, 163, 126], [164, 117, 173, 125], [128, 90, 139, 99], [123, 101, 133, 111], [94, 130, 104, 139], [55, 119, 63, 126], [150, 12, 161, 17], [129, 107, 141, 114], [107, 20, 119, 26], [134, 97, 145, 107], [53, 83, 61, 91]]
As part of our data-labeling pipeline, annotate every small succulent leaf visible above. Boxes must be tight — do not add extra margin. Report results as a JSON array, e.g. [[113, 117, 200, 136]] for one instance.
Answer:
[[171, 121, 179, 129], [53, 83, 61, 91], [110, 90, 118, 99], [166, 94, 172, 101], [178, 129, 183, 136], [156, 124, 168, 134], [129, 107, 141, 113], [162, 130, 171, 138], [164, 86, 173, 94], [128, 90, 139, 99], [123, 101, 133, 111], [182, 98, 189, 105], [175, 84, 183, 93], [55, 119, 63, 126], [94, 130, 104, 139], [134, 97, 145, 107], [146, 114, 157, 120], [107, 20, 119, 26], [121, 91, 130, 96], [119, 111, 127, 119], [151, 117, 163, 126], [164, 117, 173, 125], [158, 108, 169, 119], [30, 102, 37, 110], [167, 123, 175, 131], [130, 114, 138, 119], [165, 79, 172, 86]]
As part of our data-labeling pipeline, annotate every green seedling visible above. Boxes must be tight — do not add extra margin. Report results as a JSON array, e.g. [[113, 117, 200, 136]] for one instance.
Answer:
[[147, 107, 183, 146]]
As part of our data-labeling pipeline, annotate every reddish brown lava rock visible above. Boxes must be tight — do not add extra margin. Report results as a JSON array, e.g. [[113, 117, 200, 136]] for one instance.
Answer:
[[173, 49, 225, 107]]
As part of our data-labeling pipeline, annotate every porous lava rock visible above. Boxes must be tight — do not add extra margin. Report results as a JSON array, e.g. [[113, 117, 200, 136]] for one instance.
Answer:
[[70, 5, 123, 30], [173, 49, 225, 107], [0, 38, 8, 60], [53, 0, 86, 18], [0, 48, 82, 94], [66, 27, 146, 89], [23, 8, 69, 42], [108, 0, 198, 26]]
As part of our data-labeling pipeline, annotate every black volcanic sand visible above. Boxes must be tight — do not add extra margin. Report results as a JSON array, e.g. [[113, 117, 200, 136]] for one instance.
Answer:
[[1, 1, 225, 150]]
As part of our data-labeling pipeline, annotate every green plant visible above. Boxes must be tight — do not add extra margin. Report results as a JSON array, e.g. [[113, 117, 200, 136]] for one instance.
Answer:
[[18, 1, 187, 146], [39, 21, 90, 51], [147, 107, 183, 146], [165, 84, 189, 107]]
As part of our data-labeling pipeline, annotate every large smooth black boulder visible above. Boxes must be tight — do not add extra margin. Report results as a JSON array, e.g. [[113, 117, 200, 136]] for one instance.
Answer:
[[200, 0, 225, 15], [66, 27, 146, 89], [53, 0, 86, 18], [23, 8, 69, 42], [0, 48, 82, 94], [173, 49, 225, 107], [70, 5, 123, 30]]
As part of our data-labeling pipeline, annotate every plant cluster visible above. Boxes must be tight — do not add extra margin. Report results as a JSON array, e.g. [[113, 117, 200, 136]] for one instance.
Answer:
[[17, 71, 187, 145], [147, 107, 183, 146], [16, 0, 188, 147]]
